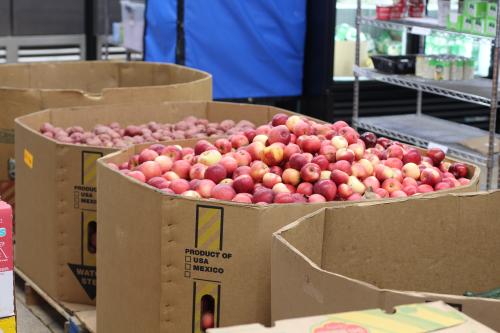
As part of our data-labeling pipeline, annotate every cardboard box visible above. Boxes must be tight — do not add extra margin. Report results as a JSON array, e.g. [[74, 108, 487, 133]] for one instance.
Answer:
[[14, 101, 300, 306], [96, 143, 479, 333], [464, 1, 488, 18], [209, 302, 495, 332], [272, 191, 500, 331], [0, 61, 212, 209], [0, 201, 15, 333]]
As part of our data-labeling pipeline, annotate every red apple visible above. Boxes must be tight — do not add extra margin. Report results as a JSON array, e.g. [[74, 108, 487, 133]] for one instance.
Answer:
[[330, 169, 349, 185], [189, 163, 208, 180], [274, 193, 295, 204], [448, 162, 468, 179], [313, 180, 337, 201], [339, 127, 359, 145], [332, 160, 352, 175], [390, 190, 408, 198], [205, 164, 227, 184], [138, 161, 162, 180], [272, 183, 291, 194], [351, 162, 369, 180], [363, 176, 380, 191], [292, 120, 312, 136], [282, 168, 301, 186], [181, 147, 194, 157], [196, 179, 216, 198], [435, 182, 451, 191], [128, 170, 146, 183], [347, 193, 363, 201], [285, 116, 301, 132], [312, 155, 329, 170], [250, 161, 270, 182], [299, 135, 321, 153], [427, 148, 445, 166], [246, 142, 265, 161], [253, 134, 269, 145], [417, 184, 434, 193], [374, 188, 389, 198], [272, 113, 289, 126], [336, 148, 355, 163], [139, 149, 159, 164], [374, 164, 394, 181], [402, 177, 418, 188], [252, 188, 274, 204], [232, 193, 253, 203], [232, 166, 251, 179], [172, 160, 191, 179], [384, 158, 403, 170], [230, 134, 249, 149], [219, 156, 238, 175], [386, 145, 404, 160], [319, 144, 337, 162], [320, 170, 331, 180], [155, 155, 173, 173], [300, 163, 321, 183], [308, 194, 326, 203], [382, 178, 402, 194], [360, 132, 377, 148], [268, 125, 291, 145], [232, 150, 252, 167], [297, 182, 313, 196], [332, 120, 349, 132], [214, 138, 232, 154], [170, 179, 190, 194], [233, 175, 254, 193], [244, 129, 257, 142], [162, 145, 183, 161], [337, 183, 353, 199], [211, 184, 236, 201], [262, 172, 282, 188], [420, 168, 442, 186], [402, 185, 417, 196], [181, 190, 201, 199], [256, 124, 272, 135], [194, 140, 213, 155], [284, 143, 301, 161], [289, 153, 309, 171], [403, 148, 422, 165]]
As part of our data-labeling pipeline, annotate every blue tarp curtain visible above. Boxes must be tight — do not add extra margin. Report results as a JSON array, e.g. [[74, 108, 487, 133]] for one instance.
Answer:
[[144, 0, 307, 99]]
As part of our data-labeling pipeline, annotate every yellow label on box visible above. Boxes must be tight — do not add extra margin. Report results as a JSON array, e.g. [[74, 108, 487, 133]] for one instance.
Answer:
[[23, 148, 33, 169], [0, 316, 16, 333]]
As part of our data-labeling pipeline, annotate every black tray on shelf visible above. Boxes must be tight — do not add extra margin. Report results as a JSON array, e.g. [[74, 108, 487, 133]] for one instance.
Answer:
[[371, 55, 416, 74]]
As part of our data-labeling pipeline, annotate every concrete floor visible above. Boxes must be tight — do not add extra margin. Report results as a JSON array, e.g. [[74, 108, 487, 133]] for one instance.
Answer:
[[15, 283, 64, 333]]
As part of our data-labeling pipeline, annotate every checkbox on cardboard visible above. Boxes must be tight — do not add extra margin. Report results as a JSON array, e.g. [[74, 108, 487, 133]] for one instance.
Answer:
[[184, 271, 191, 278], [185, 255, 192, 263], [185, 263, 191, 270]]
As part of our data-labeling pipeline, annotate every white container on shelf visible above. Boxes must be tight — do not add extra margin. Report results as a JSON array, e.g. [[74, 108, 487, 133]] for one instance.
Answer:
[[120, 0, 145, 53], [437, 0, 451, 26]]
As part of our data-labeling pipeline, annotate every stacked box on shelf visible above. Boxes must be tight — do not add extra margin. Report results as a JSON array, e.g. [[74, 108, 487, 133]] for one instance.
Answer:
[[449, 0, 497, 36], [0, 202, 15, 332], [14, 101, 302, 306], [0, 61, 212, 210], [272, 191, 500, 331], [96, 136, 479, 332]]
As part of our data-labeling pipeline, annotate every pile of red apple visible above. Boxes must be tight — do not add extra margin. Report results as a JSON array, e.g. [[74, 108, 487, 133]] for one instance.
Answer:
[[109, 113, 471, 204], [39, 117, 255, 148]]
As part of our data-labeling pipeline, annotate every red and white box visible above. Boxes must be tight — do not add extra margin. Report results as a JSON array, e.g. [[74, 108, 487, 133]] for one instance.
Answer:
[[0, 201, 14, 321]]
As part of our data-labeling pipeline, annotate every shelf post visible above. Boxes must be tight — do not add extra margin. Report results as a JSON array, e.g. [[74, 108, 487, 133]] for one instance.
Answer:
[[416, 35, 425, 116], [352, 0, 362, 129], [488, 0, 500, 190]]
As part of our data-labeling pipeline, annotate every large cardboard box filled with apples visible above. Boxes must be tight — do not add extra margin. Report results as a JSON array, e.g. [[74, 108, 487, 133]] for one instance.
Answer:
[[272, 191, 500, 331], [0, 201, 15, 332], [15, 101, 299, 306], [97, 115, 479, 333], [208, 302, 495, 333], [0, 61, 212, 209]]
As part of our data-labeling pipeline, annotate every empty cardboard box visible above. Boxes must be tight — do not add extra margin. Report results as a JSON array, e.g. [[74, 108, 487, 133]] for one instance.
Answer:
[[272, 191, 500, 331]]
